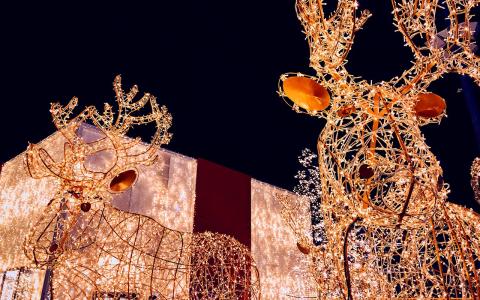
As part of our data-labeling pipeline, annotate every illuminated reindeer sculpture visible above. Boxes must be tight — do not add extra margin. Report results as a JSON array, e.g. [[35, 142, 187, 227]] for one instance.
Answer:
[[278, 0, 480, 298], [24, 76, 260, 299]]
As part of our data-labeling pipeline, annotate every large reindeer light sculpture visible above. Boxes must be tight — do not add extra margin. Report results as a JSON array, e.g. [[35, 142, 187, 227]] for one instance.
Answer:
[[278, 0, 480, 299], [24, 76, 260, 299]]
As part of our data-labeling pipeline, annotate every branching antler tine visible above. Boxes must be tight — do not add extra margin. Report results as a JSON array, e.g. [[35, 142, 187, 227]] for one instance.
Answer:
[[124, 92, 152, 113], [297, 0, 335, 25], [125, 84, 139, 103], [150, 100, 172, 145], [53, 106, 98, 144], [315, 0, 326, 23], [113, 75, 128, 129], [102, 103, 114, 127], [391, 0, 424, 58], [87, 104, 114, 129], [296, 0, 319, 26], [112, 75, 148, 131], [356, 9, 372, 32], [157, 105, 173, 146], [50, 97, 79, 130], [444, 0, 461, 40], [113, 75, 125, 104], [34, 147, 69, 180], [127, 113, 158, 125], [296, 0, 370, 76], [391, 0, 480, 93], [126, 96, 161, 125], [334, 2, 369, 66]]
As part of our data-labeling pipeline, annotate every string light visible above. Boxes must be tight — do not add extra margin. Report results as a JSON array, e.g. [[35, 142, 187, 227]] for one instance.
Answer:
[[251, 180, 318, 299], [471, 157, 480, 204]]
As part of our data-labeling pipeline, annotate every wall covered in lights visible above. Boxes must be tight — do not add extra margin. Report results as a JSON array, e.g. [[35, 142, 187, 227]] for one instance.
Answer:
[[251, 180, 317, 299]]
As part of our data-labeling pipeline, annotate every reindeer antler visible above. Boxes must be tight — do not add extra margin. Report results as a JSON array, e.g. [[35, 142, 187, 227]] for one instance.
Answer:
[[24, 76, 173, 268], [297, 0, 371, 80], [26, 75, 172, 186], [392, 0, 480, 91], [277, 1, 372, 117]]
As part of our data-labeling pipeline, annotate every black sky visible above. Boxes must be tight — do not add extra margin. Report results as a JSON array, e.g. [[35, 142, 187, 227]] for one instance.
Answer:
[[1, 1, 479, 211]]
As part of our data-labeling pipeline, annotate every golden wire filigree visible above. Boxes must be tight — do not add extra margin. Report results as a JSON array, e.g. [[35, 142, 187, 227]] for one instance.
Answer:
[[23, 76, 260, 299], [189, 232, 261, 300], [24, 75, 173, 267], [278, 0, 480, 298]]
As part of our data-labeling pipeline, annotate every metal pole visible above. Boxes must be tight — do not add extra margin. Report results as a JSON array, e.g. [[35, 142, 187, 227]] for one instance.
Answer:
[[40, 268, 52, 300]]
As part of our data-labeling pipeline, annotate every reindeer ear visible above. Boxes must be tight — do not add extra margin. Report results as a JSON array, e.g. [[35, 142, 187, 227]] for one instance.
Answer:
[[279, 73, 330, 115], [109, 169, 138, 193], [414, 92, 446, 119]]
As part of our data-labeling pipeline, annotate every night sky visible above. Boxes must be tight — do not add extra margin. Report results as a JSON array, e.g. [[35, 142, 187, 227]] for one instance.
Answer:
[[1, 1, 479, 211]]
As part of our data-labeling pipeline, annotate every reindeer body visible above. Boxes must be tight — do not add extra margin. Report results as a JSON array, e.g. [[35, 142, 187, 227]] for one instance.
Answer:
[[317, 82, 445, 228]]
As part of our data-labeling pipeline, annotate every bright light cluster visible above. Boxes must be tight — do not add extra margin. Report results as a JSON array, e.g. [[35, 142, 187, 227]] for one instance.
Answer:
[[283, 154, 480, 298], [23, 75, 174, 269], [1, 76, 260, 299], [278, 0, 480, 298], [471, 157, 480, 204], [251, 180, 318, 300]]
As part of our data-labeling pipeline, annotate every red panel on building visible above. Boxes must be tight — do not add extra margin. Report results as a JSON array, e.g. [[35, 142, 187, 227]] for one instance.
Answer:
[[194, 158, 251, 249]]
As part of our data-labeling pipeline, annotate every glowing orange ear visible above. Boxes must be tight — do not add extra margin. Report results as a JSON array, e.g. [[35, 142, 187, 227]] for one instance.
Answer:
[[110, 169, 138, 192], [282, 76, 330, 112], [414, 93, 446, 118]]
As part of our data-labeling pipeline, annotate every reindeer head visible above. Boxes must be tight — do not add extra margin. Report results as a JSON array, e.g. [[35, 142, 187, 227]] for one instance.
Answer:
[[279, 0, 480, 228], [24, 75, 172, 266]]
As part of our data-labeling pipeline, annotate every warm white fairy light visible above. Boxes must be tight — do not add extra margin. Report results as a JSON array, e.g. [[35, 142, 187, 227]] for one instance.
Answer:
[[0, 78, 319, 298], [251, 180, 318, 300], [0, 133, 63, 273], [278, 0, 480, 298], [189, 232, 261, 299], [0, 269, 45, 300], [293, 149, 325, 245], [23, 75, 174, 269], [471, 157, 480, 204], [0, 75, 261, 299]]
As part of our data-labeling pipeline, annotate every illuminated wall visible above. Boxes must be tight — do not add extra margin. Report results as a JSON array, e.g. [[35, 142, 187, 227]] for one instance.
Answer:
[[251, 180, 317, 299], [0, 132, 63, 272]]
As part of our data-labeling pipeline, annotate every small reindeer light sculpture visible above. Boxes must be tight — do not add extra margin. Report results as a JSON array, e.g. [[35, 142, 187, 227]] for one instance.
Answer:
[[24, 75, 173, 267], [24, 76, 260, 299]]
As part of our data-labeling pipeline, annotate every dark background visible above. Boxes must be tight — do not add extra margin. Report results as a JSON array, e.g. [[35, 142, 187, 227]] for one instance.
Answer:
[[1, 1, 479, 210]]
